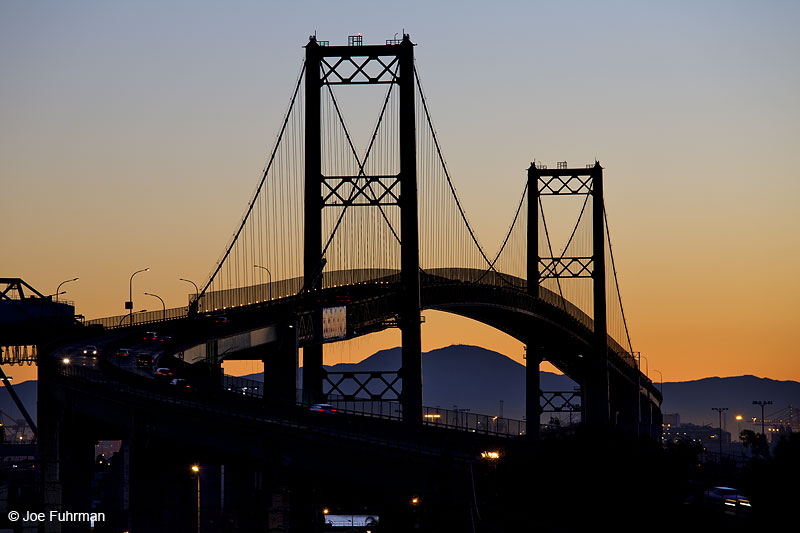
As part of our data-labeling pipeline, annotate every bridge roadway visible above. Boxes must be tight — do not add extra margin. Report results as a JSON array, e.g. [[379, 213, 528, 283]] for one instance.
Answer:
[[73, 267, 661, 437], [40, 346, 522, 532], [36, 267, 662, 530]]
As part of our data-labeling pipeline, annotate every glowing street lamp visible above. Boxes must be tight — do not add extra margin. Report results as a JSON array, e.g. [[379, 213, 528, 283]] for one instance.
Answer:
[[191, 465, 200, 533]]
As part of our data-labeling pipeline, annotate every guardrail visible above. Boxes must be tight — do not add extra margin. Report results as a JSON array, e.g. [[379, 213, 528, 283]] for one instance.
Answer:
[[198, 374, 527, 437]]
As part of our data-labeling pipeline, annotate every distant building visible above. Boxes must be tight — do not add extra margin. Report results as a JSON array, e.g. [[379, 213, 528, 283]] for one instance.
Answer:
[[663, 413, 680, 427], [663, 421, 730, 451]]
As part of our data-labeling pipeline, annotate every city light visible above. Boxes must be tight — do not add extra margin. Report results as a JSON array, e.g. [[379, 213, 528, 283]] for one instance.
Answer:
[[191, 465, 199, 473], [62, 358, 70, 365], [481, 451, 500, 460], [423, 414, 441, 419], [323, 508, 329, 515]]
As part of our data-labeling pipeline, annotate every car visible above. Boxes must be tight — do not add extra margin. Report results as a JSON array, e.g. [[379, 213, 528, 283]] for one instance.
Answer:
[[310, 403, 338, 414], [154, 367, 173, 380], [213, 315, 228, 324], [136, 353, 153, 368], [83, 345, 98, 356], [143, 331, 158, 342], [158, 335, 173, 344], [703, 486, 752, 513], [115, 348, 131, 358], [169, 378, 190, 388]]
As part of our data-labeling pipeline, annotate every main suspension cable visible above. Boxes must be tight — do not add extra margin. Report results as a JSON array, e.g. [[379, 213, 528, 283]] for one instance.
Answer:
[[199, 61, 306, 299], [604, 202, 633, 353]]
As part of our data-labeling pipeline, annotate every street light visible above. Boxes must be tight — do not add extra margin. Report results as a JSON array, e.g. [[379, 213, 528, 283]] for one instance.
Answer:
[[127, 268, 150, 326], [712, 407, 728, 460], [55, 277, 79, 303], [144, 292, 166, 321], [753, 400, 773, 436], [637, 353, 649, 378], [179, 278, 199, 311], [191, 465, 200, 533], [118, 310, 147, 327], [254, 265, 272, 300], [652, 369, 663, 396]]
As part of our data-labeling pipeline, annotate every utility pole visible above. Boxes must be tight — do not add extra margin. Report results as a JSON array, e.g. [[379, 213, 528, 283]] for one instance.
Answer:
[[711, 407, 728, 460], [753, 400, 772, 436]]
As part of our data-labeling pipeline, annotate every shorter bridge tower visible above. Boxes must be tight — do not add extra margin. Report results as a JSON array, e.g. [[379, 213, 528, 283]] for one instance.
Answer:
[[527, 162, 610, 427]]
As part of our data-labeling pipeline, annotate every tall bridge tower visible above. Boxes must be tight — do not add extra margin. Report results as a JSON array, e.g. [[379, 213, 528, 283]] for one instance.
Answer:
[[303, 35, 422, 423]]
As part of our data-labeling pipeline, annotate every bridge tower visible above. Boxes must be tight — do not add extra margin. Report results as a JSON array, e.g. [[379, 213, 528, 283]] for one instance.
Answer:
[[528, 162, 610, 427], [303, 35, 422, 423]]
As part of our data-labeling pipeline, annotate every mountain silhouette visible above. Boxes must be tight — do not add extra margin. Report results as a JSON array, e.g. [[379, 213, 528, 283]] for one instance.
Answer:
[[3, 345, 798, 428]]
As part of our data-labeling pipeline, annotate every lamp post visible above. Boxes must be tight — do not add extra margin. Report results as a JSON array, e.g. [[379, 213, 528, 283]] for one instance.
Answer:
[[144, 292, 166, 321], [179, 278, 199, 311], [652, 369, 663, 396], [127, 268, 150, 326], [753, 400, 772, 436], [254, 265, 272, 300], [712, 407, 728, 460], [55, 277, 79, 303], [191, 465, 200, 533], [637, 353, 648, 378], [119, 310, 147, 327]]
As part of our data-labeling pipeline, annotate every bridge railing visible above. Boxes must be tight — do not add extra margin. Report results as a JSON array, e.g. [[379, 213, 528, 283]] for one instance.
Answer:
[[221, 374, 526, 437], [85, 306, 189, 329], [421, 407, 526, 437]]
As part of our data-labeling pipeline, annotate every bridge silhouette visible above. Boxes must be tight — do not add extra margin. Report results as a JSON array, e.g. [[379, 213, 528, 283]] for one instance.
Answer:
[[2, 34, 662, 531]]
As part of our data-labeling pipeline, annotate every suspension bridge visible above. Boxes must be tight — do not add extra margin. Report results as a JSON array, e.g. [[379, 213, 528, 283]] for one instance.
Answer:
[[2, 34, 662, 531]]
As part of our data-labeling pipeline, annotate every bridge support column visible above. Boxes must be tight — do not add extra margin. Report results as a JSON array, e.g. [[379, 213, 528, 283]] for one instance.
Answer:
[[302, 345, 323, 405], [398, 36, 422, 425], [525, 348, 541, 440], [303, 36, 324, 408], [589, 162, 611, 425], [265, 324, 299, 405], [39, 358, 64, 533]]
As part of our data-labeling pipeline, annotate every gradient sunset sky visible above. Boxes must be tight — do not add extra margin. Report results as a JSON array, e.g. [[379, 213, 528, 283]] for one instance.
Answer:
[[2, 1, 799, 384]]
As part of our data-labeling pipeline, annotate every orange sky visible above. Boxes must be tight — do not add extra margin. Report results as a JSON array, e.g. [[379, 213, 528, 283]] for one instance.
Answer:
[[2, 2, 799, 384]]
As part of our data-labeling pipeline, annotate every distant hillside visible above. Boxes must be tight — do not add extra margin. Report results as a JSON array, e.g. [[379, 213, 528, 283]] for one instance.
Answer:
[[242, 344, 577, 420], [0, 380, 37, 426], [5, 347, 798, 428], [660, 375, 800, 428]]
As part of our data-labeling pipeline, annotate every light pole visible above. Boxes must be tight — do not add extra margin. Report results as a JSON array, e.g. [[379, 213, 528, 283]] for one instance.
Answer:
[[127, 268, 150, 326], [652, 369, 663, 396], [712, 407, 728, 460], [118, 310, 147, 327], [144, 292, 166, 321], [191, 465, 200, 533], [753, 400, 772, 436], [637, 353, 648, 378], [179, 278, 199, 311], [254, 265, 272, 300], [55, 277, 79, 303]]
